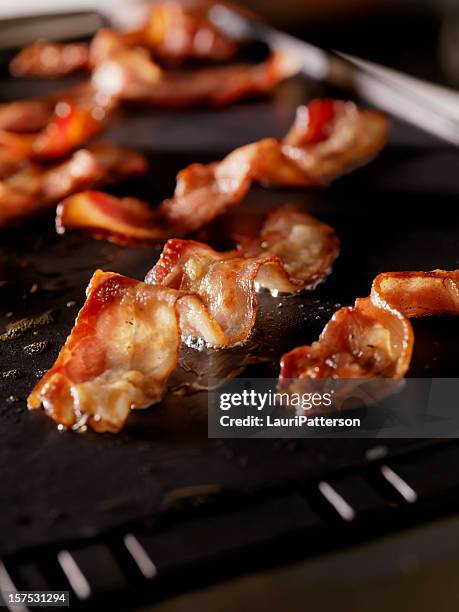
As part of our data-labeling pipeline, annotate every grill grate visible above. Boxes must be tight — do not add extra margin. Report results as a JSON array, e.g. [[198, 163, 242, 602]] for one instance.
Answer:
[[3, 439, 459, 610]]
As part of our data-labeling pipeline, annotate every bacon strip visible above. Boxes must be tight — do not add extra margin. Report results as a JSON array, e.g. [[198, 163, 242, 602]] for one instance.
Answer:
[[57, 99, 387, 244], [9, 40, 90, 78], [27, 271, 183, 432], [0, 99, 53, 133], [155, 99, 388, 231], [27, 261, 266, 430], [0, 131, 35, 178], [140, 0, 239, 65], [11, 1, 238, 77], [0, 84, 112, 171], [0, 143, 147, 226], [91, 48, 298, 107], [280, 269, 459, 383]]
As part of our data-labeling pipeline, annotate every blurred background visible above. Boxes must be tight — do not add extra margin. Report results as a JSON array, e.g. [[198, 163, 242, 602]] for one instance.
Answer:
[[1, 0, 459, 87]]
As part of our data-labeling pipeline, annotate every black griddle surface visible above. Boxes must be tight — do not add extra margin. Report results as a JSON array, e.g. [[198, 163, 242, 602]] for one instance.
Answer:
[[0, 68, 458, 559]]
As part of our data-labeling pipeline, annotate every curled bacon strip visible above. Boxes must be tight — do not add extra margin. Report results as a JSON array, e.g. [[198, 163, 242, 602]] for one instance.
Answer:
[[0, 99, 53, 133], [0, 131, 35, 178], [91, 48, 298, 107], [140, 0, 239, 64], [0, 83, 112, 169], [27, 262, 264, 431], [56, 100, 387, 244], [28, 271, 183, 432], [31, 98, 110, 160], [0, 143, 146, 226], [11, 1, 237, 77], [158, 99, 388, 228], [280, 269, 459, 382], [9, 40, 90, 78]]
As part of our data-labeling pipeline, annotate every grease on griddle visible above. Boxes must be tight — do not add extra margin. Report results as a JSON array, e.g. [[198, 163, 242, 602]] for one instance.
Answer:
[[160, 484, 223, 512], [6, 395, 21, 404], [23, 340, 49, 356], [0, 310, 54, 341], [0, 370, 22, 380]]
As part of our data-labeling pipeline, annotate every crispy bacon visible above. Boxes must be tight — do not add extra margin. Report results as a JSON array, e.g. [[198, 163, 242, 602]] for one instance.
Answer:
[[0, 100, 108, 177], [0, 99, 53, 133], [157, 99, 388, 225], [27, 260, 268, 430], [11, 1, 237, 78], [91, 48, 298, 107], [141, 0, 238, 64], [56, 191, 163, 245], [0, 82, 112, 168], [144, 204, 338, 294], [28, 271, 183, 432], [280, 269, 459, 383], [0, 131, 35, 178], [0, 143, 147, 226], [10, 40, 90, 78], [56, 100, 387, 244], [32, 99, 110, 160]]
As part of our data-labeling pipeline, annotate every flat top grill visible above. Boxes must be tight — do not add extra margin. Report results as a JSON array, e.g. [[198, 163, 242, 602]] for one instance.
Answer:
[[0, 32, 458, 611]]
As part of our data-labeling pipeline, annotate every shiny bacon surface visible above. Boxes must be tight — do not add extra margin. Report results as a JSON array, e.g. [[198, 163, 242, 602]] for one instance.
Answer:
[[28, 271, 183, 432]]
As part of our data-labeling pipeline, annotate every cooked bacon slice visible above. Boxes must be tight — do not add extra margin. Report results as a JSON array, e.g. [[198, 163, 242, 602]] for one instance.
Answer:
[[0, 99, 53, 132], [146, 240, 271, 346], [159, 99, 387, 225], [0, 99, 109, 175], [56, 99, 386, 245], [282, 100, 389, 184], [141, 0, 238, 65], [145, 204, 338, 293], [0, 143, 147, 226], [371, 270, 459, 318], [235, 205, 340, 293], [11, 1, 237, 78], [56, 191, 164, 245], [27, 259, 269, 430], [280, 269, 459, 383], [28, 271, 183, 432], [0, 131, 35, 178], [91, 49, 298, 106], [32, 99, 110, 160], [10, 40, 90, 78]]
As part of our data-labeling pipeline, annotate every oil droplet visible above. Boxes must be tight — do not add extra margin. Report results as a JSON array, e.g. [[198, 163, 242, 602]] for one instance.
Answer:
[[0, 369, 22, 380], [0, 310, 54, 341], [23, 340, 49, 356], [6, 395, 20, 404]]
